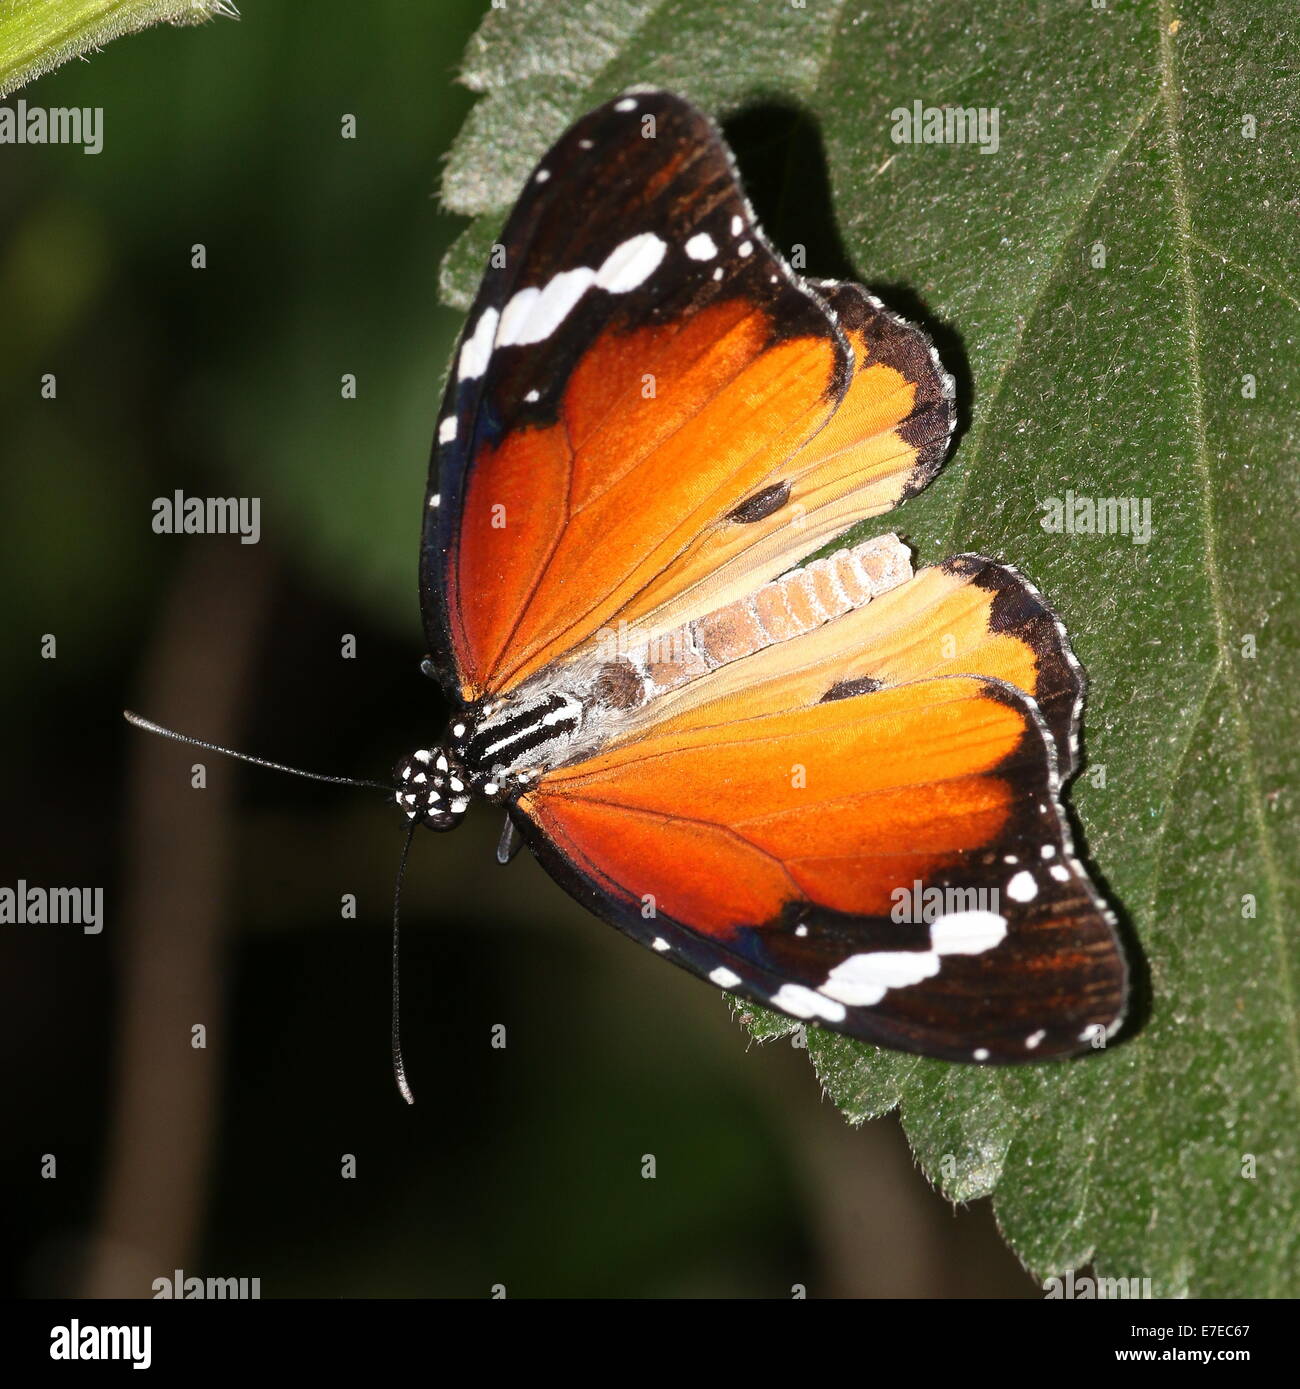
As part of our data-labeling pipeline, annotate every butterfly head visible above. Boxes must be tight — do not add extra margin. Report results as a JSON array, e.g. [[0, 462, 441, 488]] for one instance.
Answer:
[[393, 746, 470, 831]]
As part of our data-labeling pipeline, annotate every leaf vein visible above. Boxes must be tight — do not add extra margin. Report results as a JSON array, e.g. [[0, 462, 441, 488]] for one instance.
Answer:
[[1157, 0, 1300, 1181]]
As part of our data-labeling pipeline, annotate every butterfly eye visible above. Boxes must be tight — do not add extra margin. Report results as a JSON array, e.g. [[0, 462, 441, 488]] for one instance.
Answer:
[[393, 747, 470, 831]]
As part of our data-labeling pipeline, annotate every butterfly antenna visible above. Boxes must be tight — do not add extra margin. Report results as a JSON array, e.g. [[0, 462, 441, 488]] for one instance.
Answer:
[[123, 710, 393, 792], [391, 820, 418, 1105]]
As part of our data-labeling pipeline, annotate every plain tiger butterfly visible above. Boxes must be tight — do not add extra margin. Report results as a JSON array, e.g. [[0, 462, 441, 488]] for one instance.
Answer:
[[130, 90, 1128, 1097]]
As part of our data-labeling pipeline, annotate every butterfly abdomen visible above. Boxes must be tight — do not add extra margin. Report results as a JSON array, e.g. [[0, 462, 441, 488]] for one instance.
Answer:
[[635, 532, 912, 699]]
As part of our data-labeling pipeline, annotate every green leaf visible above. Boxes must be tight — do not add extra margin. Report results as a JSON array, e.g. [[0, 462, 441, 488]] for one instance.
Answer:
[[0, 0, 235, 99], [439, 0, 1300, 1296]]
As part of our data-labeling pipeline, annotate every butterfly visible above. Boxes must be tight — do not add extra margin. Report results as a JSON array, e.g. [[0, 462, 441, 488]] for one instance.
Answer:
[[400, 89, 1129, 1066], [131, 89, 1126, 1080]]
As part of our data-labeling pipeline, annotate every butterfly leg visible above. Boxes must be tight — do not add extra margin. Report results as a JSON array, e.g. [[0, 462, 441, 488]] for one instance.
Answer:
[[496, 814, 522, 865]]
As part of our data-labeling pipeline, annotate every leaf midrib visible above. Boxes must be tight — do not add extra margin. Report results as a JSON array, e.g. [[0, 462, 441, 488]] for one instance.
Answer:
[[1154, 3, 1300, 1270]]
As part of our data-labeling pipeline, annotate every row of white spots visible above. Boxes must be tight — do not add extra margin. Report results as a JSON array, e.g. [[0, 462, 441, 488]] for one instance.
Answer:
[[678, 908, 1010, 1030], [1008, 852, 1076, 900], [457, 233, 667, 381], [821, 909, 1008, 1008]]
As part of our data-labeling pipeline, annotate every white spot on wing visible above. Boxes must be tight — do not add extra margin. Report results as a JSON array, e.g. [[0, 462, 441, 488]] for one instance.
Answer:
[[710, 967, 741, 989], [457, 306, 499, 380], [595, 232, 667, 292], [1050, 864, 1070, 882], [930, 910, 1008, 955], [438, 416, 457, 444], [651, 937, 669, 952], [771, 983, 846, 1023], [1006, 870, 1038, 902], [1026, 1030, 1046, 1049], [822, 950, 940, 1006], [497, 270, 592, 348], [614, 97, 637, 112], [684, 231, 717, 261], [492, 235, 667, 351]]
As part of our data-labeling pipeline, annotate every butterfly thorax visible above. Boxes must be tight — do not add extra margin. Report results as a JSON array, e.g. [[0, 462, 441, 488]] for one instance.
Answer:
[[458, 690, 584, 786], [394, 689, 586, 830]]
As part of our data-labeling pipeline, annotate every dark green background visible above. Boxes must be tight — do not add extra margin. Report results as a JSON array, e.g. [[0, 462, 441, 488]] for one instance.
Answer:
[[0, 0, 1042, 1297]]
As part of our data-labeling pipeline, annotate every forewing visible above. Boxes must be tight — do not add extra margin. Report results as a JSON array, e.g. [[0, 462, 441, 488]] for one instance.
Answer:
[[422, 91, 851, 701], [421, 96, 958, 704]]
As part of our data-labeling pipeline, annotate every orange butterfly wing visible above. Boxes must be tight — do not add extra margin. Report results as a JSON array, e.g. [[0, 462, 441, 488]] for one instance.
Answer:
[[517, 674, 1123, 1062]]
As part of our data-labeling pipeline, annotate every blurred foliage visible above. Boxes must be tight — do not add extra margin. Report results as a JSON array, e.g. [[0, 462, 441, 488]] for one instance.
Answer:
[[0, 0, 234, 101]]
